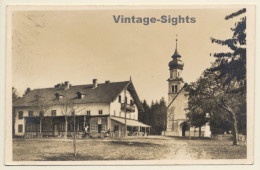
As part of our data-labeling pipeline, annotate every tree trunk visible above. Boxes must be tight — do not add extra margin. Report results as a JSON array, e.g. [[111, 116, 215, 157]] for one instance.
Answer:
[[164, 116, 166, 136], [231, 111, 239, 145], [73, 115, 76, 156], [39, 118, 42, 138], [65, 116, 68, 139], [189, 122, 191, 140], [199, 126, 202, 138], [220, 99, 239, 145]]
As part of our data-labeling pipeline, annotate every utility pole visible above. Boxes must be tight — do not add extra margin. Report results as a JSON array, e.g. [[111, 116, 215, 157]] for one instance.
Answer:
[[124, 89, 127, 138]]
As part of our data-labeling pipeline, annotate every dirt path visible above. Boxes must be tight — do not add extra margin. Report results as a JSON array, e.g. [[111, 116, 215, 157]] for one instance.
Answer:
[[12, 136, 246, 161]]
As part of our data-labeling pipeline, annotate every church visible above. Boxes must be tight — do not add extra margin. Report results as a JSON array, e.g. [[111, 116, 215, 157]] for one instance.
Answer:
[[165, 38, 211, 137]]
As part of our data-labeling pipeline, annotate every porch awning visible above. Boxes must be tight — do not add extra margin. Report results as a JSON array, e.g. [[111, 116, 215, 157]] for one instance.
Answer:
[[110, 116, 151, 127]]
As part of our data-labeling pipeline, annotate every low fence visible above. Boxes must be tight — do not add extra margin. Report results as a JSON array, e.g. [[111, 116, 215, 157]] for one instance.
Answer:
[[185, 131, 205, 137], [24, 131, 85, 138], [212, 134, 246, 142], [162, 131, 206, 137], [24, 131, 146, 139]]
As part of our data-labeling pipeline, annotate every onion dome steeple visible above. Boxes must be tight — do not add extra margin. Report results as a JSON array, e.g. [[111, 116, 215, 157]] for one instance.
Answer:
[[168, 37, 184, 70], [172, 38, 182, 58]]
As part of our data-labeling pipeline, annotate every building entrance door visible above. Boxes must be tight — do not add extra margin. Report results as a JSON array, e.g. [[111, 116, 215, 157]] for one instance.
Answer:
[[182, 125, 186, 136], [98, 124, 102, 133], [181, 121, 189, 137]]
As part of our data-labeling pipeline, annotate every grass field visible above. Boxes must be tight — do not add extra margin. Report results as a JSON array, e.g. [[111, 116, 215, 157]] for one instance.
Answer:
[[12, 136, 247, 161]]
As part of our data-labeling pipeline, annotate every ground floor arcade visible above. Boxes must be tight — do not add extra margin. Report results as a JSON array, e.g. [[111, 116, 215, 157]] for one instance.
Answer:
[[22, 115, 150, 138]]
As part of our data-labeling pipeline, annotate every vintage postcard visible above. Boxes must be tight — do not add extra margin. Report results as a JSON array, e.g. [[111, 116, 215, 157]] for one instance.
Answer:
[[5, 5, 255, 165]]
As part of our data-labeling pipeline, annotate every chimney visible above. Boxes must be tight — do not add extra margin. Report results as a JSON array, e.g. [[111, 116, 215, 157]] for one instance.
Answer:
[[105, 80, 110, 84], [93, 79, 98, 88], [64, 81, 70, 90]]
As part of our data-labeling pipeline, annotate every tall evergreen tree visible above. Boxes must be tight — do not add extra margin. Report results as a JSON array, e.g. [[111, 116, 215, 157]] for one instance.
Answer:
[[140, 98, 167, 135], [12, 87, 20, 137], [12, 87, 20, 102], [23, 87, 31, 96]]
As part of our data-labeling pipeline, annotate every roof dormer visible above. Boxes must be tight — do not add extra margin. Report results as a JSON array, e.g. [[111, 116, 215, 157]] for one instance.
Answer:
[[76, 91, 85, 99], [55, 93, 64, 100]]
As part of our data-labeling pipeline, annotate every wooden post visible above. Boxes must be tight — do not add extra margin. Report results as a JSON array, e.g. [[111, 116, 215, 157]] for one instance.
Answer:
[[76, 117, 79, 133], [52, 117, 54, 137], [73, 111, 77, 156], [83, 116, 86, 128], [124, 89, 127, 138], [107, 116, 110, 131]]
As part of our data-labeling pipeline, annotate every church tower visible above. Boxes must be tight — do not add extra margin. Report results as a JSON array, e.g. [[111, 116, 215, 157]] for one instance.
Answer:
[[166, 38, 211, 137], [167, 38, 184, 103]]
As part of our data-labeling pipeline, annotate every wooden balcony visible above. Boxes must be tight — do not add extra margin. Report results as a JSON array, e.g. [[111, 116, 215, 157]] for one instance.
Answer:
[[121, 103, 135, 112]]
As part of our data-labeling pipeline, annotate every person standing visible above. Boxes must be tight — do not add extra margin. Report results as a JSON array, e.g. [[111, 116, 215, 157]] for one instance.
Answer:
[[84, 125, 89, 138]]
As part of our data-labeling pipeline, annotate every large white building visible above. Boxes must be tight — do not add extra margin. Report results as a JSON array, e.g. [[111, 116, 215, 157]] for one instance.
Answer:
[[13, 79, 150, 138]]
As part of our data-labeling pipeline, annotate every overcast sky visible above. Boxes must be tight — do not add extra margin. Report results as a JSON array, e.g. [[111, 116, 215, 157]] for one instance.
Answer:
[[12, 7, 238, 104]]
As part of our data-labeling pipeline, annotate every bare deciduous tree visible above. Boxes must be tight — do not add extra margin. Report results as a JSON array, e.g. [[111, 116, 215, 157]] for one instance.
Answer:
[[59, 91, 83, 156], [33, 91, 51, 138]]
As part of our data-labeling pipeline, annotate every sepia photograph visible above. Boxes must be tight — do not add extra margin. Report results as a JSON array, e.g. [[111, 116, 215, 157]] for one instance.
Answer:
[[4, 5, 255, 165]]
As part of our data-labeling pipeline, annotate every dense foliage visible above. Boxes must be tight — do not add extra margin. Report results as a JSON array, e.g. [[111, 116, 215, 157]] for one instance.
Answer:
[[186, 8, 247, 145], [139, 98, 167, 135]]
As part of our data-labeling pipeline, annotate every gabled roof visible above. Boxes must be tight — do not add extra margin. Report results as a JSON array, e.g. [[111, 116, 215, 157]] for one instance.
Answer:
[[13, 81, 144, 112]]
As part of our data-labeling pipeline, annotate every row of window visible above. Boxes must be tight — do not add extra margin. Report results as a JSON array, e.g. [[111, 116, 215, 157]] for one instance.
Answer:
[[87, 110, 103, 116], [118, 95, 134, 105], [24, 120, 107, 133], [18, 110, 57, 119], [24, 122, 81, 132], [18, 109, 104, 119], [19, 124, 115, 134], [19, 121, 134, 134]]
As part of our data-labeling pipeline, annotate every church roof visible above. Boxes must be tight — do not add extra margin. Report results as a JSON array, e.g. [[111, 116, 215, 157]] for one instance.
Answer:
[[168, 58, 184, 70], [171, 38, 182, 59], [171, 48, 182, 59], [13, 81, 144, 112], [169, 38, 184, 70]]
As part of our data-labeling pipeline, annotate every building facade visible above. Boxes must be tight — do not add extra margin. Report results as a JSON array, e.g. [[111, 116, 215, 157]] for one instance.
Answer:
[[13, 79, 150, 138], [165, 39, 211, 137]]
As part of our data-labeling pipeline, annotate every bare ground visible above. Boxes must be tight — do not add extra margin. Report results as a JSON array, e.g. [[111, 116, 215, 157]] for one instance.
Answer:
[[12, 136, 247, 161]]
